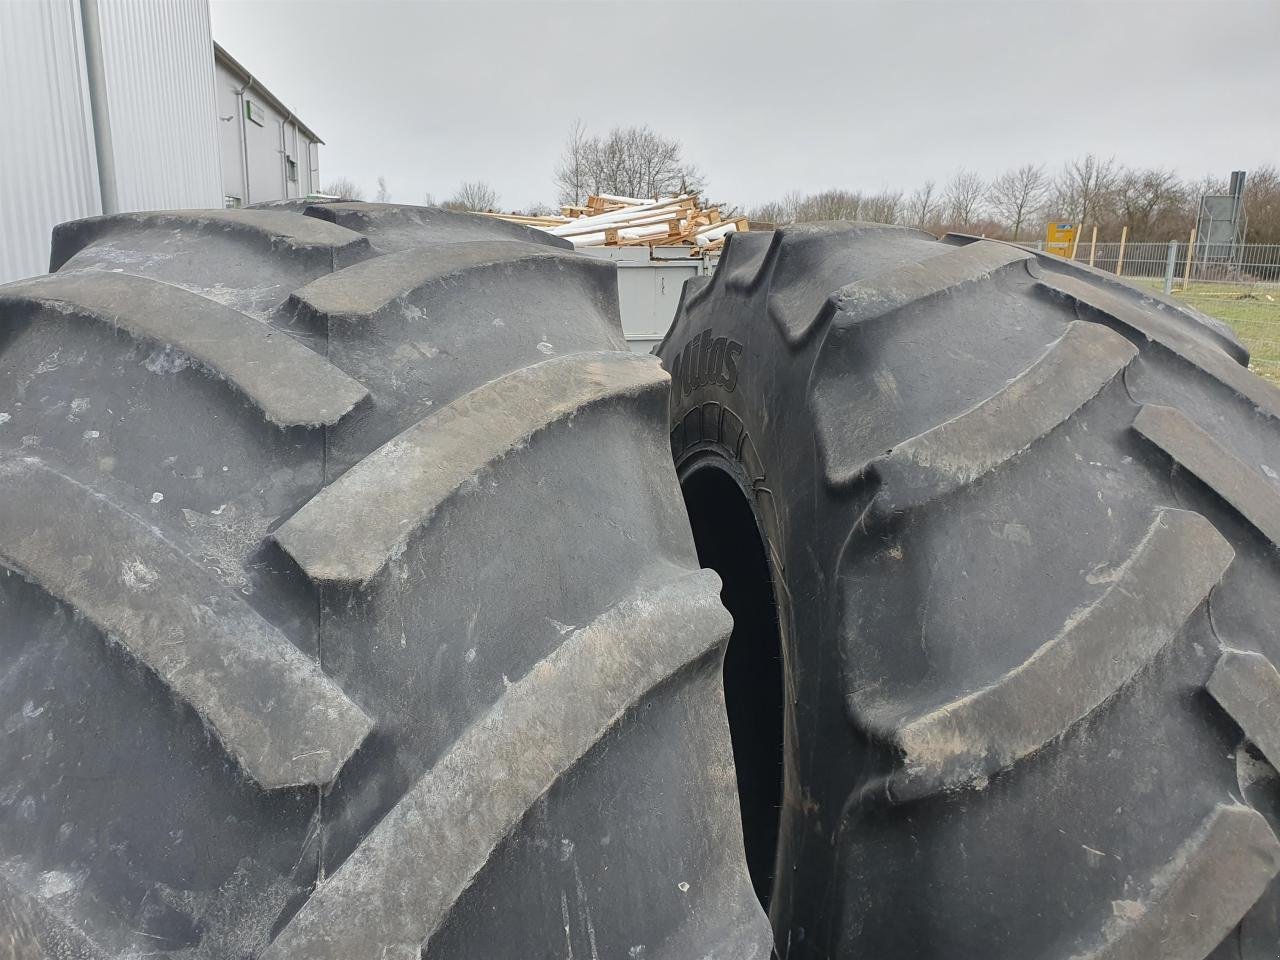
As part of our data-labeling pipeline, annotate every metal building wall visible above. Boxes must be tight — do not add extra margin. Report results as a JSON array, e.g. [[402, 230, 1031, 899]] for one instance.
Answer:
[[96, 0, 223, 212], [244, 90, 286, 202], [213, 53, 322, 206], [0, 0, 222, 285], [213, 57, 249, 204], [0, 1, 100, 284]]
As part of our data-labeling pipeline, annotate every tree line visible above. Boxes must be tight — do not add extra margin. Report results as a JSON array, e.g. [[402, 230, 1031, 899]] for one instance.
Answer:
[[750, 158, 1280, 245], [323, 124, 1280, 245], [319, 175, 503, 214]]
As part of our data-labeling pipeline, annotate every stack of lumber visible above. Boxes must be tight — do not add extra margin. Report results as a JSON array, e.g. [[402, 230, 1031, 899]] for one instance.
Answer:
[[483, 194, 748, 254]]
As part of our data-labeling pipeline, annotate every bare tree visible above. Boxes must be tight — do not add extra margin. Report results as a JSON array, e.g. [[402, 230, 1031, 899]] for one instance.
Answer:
[[1243, 164, 1280, 243], [321, 176, 365, 201], [907, 180, 939, 230], [375, 176, 391, 203], [554, 124, 704, 205], [1053, 154, 1118, 227], [944, 169, 986, 228], [422, 192, 437, 207], [748, 200, 789, 225], [1112, 167, 1189, 240], [862, 190, 904, 225], [794, 189, 863, 222], [554, 120, 591, 207], [749, 191, 803, 225], [445, 181, 500, 212], [987, 164, 1050, 240], [747, 188, 897, 225]]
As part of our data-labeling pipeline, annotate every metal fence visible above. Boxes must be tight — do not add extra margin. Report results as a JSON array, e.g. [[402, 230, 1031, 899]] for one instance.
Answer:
[[1065, 241, 1280, 285], [1024, 239, 1280, 381]]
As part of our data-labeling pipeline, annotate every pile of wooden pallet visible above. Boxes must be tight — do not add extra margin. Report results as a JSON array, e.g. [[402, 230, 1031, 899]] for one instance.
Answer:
[[486, 194, 748, 253]]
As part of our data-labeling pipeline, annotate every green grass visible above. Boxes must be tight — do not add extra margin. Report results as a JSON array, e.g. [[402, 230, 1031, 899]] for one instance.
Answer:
[[1131, 278, 1280, 381]]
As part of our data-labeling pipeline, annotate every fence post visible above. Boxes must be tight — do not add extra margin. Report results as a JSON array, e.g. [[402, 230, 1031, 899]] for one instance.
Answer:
[[1088, 225, 1098, 266], [1070, 225, 1081, 260], [1182, 228, 1196, 290], [1115, 225, 1129, 276], [1163, 239, 1178, 295]]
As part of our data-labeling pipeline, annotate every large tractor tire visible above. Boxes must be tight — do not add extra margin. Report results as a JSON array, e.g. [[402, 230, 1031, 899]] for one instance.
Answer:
[[659, 222, 1280, 959], [0, 202, 771, 959]]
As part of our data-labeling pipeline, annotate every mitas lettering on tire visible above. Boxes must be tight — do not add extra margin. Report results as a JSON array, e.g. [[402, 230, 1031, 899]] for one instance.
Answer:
[[667, 329, 744, 396]]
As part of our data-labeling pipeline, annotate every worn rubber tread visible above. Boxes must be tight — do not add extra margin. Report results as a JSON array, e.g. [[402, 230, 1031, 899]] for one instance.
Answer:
[[1070, 805, 1280, 960], [263, 568, 730, 960], [0, 871, 104, 960], [49, 208, 372, 273], [300, 202, 574, 252], [2, 200, 768, 960], [1133, 403, 1280, 547], [827, 238, 1033, 328], [942, 232, 1250, 367], [771, 224, 951, 343], [662, 217, 1280, 959], [274, 351, 668, 585], [0, 271, 369, 427], [812, 237, 1049, 487], [1042, 273, 1280, 421], [714, 231, 777, 295], [1208, 649, 1280, 773], [288, 240, 608, 323], [870, 321, 1137, 508], [0, 455, 373, 789], [863, 508, 1233, 800]]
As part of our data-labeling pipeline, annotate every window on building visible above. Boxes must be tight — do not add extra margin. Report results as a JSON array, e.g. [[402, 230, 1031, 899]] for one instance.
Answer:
[[285, 156, 298, 183]]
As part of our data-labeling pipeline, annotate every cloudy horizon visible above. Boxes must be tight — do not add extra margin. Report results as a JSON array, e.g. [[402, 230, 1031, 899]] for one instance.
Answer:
[[209, 0, 1280, 211]]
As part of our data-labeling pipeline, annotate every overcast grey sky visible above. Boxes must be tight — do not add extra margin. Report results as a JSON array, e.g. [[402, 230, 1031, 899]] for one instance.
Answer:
[[209, 1, 1280, 210]]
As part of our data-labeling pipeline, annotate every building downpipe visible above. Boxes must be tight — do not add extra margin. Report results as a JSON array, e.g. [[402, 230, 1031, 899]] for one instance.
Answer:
[[234, 76, 252, 204], [78, 0, 118, 214]]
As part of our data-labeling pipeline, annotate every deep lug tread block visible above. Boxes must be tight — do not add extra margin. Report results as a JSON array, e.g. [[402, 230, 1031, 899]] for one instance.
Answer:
[[1133, 403, 1280, 547], [863, 509, 1232, 800], [826, 238, 1033, 329], [0, 456, 373, 789], [1071, 805, 1280, 960], [264, 570, 729, 960], [1042, 274, 1280, 421], [49, 208, 371, 272], [871, 320, 1137, 508], [943, 231, 1250, 366], [758, 221, 939, 344], [274, 351, 668, 586], [0, 272, 368, 427], [1208, 649, 1280, 773], [300, 201, 574, 251], [812, 237, 1054, 487], [288, 240, 611, 325]]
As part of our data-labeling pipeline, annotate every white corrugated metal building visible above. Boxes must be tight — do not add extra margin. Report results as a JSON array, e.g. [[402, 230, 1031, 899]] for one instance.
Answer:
[[0, 0, 222, 284], [0, 1, 324, 285], [213, 42, 322, 207]]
